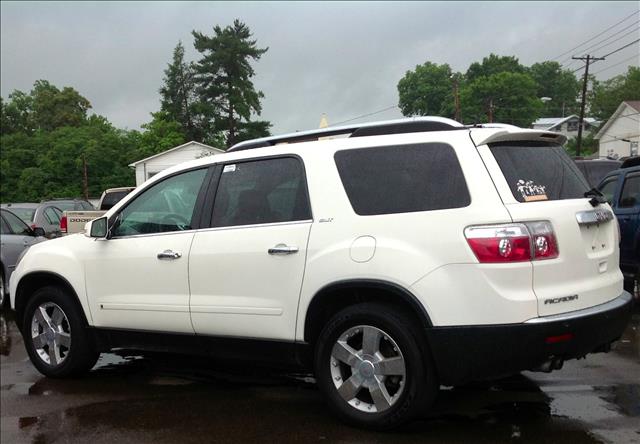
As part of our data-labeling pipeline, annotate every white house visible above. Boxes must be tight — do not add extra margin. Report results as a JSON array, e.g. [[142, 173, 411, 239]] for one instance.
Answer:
[[532, 115, 600, 139], [595, 101, 640, 159], [129, 141, 224, 186]]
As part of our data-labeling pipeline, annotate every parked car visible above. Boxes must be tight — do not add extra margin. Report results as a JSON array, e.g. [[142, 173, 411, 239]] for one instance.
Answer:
[[41, 199, 94, 211], [60, 187, 135, 235], [597, 158, 640, 297], [9, 117, 633, 429], [574, 158, 622, 188], [0, 209, 46, 308], [0, 203, 63, 238]]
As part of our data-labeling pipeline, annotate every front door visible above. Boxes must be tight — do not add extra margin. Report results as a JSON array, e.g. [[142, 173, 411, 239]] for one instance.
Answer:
[[84, 167, 210, 333], [189, 156, 312, 340]]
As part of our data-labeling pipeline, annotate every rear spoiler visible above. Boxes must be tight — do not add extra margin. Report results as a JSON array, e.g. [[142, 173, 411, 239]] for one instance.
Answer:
[[471, 129, 567, 147]]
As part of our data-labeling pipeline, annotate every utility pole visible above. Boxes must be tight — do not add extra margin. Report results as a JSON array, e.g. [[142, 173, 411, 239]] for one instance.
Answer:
[[488, 98, 494, 123], [452, 77, 461, 122], [82, 154, 89, 201], [572, 54, 605, 157]]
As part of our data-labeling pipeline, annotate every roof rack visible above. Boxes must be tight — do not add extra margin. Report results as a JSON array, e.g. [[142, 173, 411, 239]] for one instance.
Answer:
[[228, 117, 464, 152]]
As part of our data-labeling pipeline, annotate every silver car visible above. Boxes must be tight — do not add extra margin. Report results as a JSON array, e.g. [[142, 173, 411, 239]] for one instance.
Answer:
[[0, 203, 63, 238], [0, 209, 46, 307]]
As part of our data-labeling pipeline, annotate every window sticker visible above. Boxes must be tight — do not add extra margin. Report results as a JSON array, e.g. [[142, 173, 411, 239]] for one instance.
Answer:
[[223, 164, 236, 173], [516, 179, 548, 202]]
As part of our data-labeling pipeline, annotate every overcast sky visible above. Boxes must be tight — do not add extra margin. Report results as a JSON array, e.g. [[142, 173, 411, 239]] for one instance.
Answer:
[[1, 1, 639, 135]]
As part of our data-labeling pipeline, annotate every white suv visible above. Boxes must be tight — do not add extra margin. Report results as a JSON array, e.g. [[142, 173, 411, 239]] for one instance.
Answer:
[[9, 117, 633, 429]]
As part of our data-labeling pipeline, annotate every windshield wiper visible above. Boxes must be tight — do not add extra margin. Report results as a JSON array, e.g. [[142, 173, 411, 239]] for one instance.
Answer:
[[584, 188, 607, 207]]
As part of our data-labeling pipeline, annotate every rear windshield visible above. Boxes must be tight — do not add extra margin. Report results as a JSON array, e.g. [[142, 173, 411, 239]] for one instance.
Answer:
[[489, 142, 589, 202], [100, 191, 131, 210]]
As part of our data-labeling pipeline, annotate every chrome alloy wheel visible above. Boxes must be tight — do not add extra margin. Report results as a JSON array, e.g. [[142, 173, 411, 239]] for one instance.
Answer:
[[30, 302, 71, 366], [0, 273, 5, 307], [330, 325, 406, 413]]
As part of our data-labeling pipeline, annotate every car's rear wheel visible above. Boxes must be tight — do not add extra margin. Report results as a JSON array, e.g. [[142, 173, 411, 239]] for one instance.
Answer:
[[23, 286, 99, 377], [314, 303, 437, 429]]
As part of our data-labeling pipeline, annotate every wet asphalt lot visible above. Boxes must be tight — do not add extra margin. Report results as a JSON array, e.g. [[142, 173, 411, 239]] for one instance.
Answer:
[[1, 309, 639, 444]]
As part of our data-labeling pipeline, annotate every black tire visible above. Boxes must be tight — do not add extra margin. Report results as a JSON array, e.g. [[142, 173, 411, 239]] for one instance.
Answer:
[[0, 268, 6, 310], [314, 302, 438, 430], [22, 285, 99, 378]]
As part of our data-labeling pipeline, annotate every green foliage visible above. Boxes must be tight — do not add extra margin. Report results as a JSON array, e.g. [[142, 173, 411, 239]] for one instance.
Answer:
[[589, 66, 640, 121], [465, 54, 526, 83], [460, 72, 543, 127], [192, 19, 269, 148], [564, 133, 598, 158], [159, 42, 207, 142], [528, 61, 581, 116], [397, 62, 455, 118]]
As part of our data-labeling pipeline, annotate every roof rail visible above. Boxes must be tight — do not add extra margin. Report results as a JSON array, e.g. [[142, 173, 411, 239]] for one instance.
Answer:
[[228, 117, 464, 152]]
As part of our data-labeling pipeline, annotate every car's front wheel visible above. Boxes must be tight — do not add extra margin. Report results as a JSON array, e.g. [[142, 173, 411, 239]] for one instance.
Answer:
[[314, 303, 437, 429], [23, 286, 99, 377]]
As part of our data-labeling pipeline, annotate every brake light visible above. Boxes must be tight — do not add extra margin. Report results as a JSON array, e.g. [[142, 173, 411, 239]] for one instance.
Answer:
[[465, 221, 559, 263], [60, 216, 67, 233]]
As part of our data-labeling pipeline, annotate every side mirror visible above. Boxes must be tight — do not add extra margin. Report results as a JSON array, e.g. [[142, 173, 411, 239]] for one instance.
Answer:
[[88, 217, 108, 238], [32, 227, 46, 237]]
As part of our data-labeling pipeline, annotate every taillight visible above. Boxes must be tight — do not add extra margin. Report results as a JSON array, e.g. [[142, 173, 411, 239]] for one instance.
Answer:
[[465, 221, 559, 263], [527, 221, 558, 260], [60, 216, 67, 233]]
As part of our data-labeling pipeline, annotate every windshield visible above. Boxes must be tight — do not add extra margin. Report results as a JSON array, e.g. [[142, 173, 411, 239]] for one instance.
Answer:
[[489, 142, 589, 202], [8, 208, 36, 223]]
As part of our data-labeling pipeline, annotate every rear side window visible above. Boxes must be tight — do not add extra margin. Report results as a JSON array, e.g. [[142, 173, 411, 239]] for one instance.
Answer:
[[619, 173, 640, 208], [489, 142, 589, 202], [212, 157, 311, 228], [334, 143, 470, 216], [598, 177, 618, 205], [101, 191, 131, 210]]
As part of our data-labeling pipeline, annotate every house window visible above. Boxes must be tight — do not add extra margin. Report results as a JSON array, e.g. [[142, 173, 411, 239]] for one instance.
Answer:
[[567, 121, 578, 131]]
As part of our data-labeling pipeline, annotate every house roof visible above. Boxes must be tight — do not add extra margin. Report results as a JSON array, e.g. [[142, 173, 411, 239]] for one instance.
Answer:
[[595, 101, 640, 140], [532, 115, 598, 130], [129, 141, 224, 167]]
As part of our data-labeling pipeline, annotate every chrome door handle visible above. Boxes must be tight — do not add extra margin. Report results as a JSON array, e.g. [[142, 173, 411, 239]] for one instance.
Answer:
[[268, 244, 299, 255], [157, 250, 182, 260]]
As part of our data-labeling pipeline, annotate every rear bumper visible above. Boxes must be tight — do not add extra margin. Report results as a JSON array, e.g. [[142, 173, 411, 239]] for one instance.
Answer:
[[427, 291, 634, 386]]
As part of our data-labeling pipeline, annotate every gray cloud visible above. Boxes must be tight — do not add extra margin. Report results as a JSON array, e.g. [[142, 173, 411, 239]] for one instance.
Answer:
[[1, 1, 638, 136]]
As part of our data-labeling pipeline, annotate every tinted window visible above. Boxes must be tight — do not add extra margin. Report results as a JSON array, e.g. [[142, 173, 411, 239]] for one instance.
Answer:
[[113, 169, 207, 236], [212, 157, 311, 227], [334, 143, 470, 216], [598, 177, 618, 205], [80, 201, 94, 210], [490, 143, 589, 202], [619, 173, 640, 208], [2, 210, 31, 235], [101, 190, 132, 210]]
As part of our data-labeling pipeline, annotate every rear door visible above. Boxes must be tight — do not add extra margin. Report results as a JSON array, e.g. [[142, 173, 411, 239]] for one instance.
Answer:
[[188, 156, 312, 340], [475, 139, 622, 316], [615, 171, 640, 269]]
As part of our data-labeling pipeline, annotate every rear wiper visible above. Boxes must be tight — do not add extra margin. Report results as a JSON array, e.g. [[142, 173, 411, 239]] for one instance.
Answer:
[[584, 188, 607, 207]]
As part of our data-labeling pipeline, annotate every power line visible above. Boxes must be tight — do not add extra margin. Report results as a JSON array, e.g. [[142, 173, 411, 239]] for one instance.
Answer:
[[552, 10, 639, 61], [329, 105, 398, 127], [559, 20, 640, 65], [600, 38, 640, 58], [572, 39, 639, 73], [592, 54, 639, 75]]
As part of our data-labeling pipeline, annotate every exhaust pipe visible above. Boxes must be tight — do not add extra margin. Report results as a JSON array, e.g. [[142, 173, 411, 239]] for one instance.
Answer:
[[531, 356, 564, 373]]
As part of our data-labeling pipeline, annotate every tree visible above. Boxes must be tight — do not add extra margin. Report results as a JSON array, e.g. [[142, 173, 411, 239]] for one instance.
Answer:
[[159, 42, 206, 142], [397, 62, 456, 118], [589, 66, 640, 121], [30, 80, 91, 131], [133, 111, 186, 160], [465, 54, 526, 83], [528, 61, 581, 116], [460, 72, 543, 127], [1, 91, 34, 135], [192, 19, 269, 148]]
